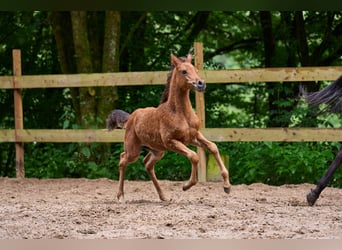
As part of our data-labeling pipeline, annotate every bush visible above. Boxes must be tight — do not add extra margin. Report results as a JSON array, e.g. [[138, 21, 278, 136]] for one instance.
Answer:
[[25, 142, 117, 179], [24, 142, 190, 181], [19, 141, 342, 189], [219, 141, 342, 188]]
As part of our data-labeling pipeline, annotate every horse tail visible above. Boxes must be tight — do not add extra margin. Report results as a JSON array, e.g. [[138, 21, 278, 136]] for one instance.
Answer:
[[300, 75, 342, 114], [106, 109, 130, 130]]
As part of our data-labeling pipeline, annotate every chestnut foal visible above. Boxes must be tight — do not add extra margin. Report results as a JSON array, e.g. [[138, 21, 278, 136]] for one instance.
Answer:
[[107, 54, 231, 201]]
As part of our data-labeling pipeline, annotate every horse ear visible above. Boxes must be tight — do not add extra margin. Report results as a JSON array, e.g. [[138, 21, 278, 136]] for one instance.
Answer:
[[186, 54, 192, 63], [171, 53, 181, 66]]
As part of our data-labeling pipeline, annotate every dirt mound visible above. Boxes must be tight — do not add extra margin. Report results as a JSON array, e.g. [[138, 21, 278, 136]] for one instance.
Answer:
[[0, 178, 341, 239]]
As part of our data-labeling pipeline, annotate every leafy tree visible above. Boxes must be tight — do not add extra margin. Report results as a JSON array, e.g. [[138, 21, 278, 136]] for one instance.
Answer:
[[47, 11, 121, 165], [48, 11, 120, 128], [259, 11, 342, 127], [1, 11, 342, 187], [0, 11, 61, 176]]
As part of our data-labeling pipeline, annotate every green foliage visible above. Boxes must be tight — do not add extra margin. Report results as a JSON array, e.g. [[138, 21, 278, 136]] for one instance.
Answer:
[[22, 140, 342, 188], [25, 142, 116, 179], [23, 142, 191, 181], [220, 141, 342, 187], [0, 143, 15, 177], [155, 151, 191, 180], [206, 83, 269, 128], [1, 11, 342, 189]]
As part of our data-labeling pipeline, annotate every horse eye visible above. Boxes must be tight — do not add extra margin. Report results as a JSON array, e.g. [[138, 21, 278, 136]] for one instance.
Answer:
[[181, 70, 187, 75]]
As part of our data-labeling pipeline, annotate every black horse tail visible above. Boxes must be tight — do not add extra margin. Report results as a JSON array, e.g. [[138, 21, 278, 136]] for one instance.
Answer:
[[106, 109, 130, 130], [300, 75, 342, 114]]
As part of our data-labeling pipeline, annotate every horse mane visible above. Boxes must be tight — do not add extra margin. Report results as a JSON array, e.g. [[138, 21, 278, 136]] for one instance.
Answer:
[[160, 56, 188, 104]]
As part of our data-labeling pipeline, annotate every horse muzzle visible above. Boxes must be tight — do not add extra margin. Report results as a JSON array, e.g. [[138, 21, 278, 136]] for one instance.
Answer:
[[193, 80, 206, 92]]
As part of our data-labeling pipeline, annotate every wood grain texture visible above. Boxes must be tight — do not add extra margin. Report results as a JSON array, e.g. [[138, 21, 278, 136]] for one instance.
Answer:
[[1, 67, 341, 89], [2, 128, 342, 143]]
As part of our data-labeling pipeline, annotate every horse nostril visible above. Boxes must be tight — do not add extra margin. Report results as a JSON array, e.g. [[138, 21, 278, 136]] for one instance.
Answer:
[[196, 80, 206, 92], [198, 80, 205, 86]]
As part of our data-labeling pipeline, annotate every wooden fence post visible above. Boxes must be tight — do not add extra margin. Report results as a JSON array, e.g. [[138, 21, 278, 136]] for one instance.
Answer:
[[194, 42, 206, 182], [12, 49, 25, 179]]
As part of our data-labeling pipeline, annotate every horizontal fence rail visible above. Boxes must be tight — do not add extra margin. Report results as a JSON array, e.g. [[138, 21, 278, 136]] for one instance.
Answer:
[[2, 128, 342, 143], [2, 66, 342, 89], [1, 44, 342, 180]]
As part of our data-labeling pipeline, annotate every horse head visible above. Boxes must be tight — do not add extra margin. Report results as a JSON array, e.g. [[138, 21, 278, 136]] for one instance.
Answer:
[[171, 53, 206, 92]]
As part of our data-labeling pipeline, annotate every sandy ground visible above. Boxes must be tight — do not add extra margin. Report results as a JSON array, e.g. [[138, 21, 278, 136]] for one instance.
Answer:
[[0, 177, 341, 239]]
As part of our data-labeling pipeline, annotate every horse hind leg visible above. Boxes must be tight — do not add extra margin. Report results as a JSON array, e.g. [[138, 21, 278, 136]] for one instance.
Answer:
[[117, 152, 128, 201], [143, 150, 167, 201], [117, 150, 140, 202]]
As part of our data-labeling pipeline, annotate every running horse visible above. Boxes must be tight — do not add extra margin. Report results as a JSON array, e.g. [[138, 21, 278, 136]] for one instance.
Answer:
[[107, 53, 231, 201], [301, 75, 342, 206]]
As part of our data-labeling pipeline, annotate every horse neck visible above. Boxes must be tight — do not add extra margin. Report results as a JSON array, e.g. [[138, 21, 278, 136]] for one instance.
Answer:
[[166, 79, 194, 115]]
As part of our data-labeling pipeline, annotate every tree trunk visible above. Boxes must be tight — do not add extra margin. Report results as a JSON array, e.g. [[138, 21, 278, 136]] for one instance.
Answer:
[[47, 12, 80, 120], [70, 11, 96, 128], [97, 11, 120, 124], [49, 11, 121, 165], [96, 11, 121, 163], [294, 11, 310, 67], [259, 11, 276, 67], [49, 11, 121, 127], [259, 11, 281, 127], [120, 12, 147, 71], [47, 12, 76, 74]]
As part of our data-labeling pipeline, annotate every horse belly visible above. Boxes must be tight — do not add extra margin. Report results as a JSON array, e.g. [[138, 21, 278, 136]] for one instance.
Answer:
[[131, 109, 166, 150], [139, 129, 165, 149]]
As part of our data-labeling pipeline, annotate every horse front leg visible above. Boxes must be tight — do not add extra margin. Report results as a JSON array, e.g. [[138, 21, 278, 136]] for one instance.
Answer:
[[194, 131, 231, 194], [168, 139, 199, 191], [307, 145, 342, 206]]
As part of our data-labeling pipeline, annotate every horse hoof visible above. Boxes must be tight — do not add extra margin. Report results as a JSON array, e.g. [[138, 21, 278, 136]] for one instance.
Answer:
[[159, 195, 169, 202], [306, 190, 318, 206], [117, 198, 125, 203], [161, 198, 172, 204], [182, 181, 196, 191], [117, 193, 125, 203], [224, 186, 231, 194]]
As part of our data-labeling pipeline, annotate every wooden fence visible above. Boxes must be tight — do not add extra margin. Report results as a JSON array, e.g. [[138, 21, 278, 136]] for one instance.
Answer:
[[1, 42, 342, 181]]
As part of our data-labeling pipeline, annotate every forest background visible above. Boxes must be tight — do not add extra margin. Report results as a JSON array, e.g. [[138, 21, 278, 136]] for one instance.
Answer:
[[1, 11, 342, 187]]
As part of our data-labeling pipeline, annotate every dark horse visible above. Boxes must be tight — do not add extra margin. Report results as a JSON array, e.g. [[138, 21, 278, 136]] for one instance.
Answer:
[[301, 75, 342, 206], [107, 54, 231, 201]]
